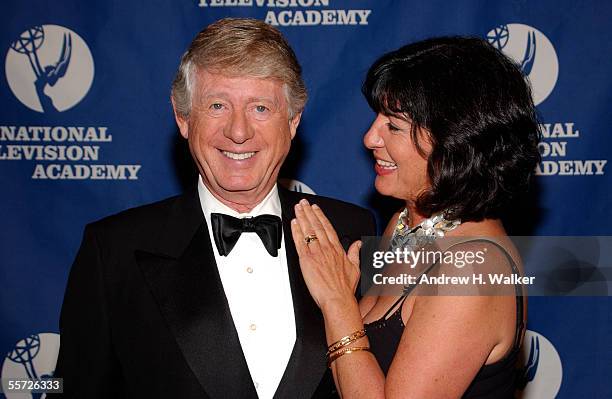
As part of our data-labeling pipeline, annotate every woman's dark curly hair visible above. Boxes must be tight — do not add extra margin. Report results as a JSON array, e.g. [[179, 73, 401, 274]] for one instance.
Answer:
[[363, 36, 541, 222]]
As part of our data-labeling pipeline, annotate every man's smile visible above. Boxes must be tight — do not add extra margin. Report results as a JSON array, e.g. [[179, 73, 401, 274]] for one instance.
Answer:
[[220, 149, 258, 160]]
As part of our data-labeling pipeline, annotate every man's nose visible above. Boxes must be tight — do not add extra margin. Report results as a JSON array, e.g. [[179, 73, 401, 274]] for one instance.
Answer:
[[225, 110, 254, 144]]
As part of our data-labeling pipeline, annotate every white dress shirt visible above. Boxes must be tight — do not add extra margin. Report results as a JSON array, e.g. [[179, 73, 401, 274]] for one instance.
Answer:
[[198, 177, 296, 399]]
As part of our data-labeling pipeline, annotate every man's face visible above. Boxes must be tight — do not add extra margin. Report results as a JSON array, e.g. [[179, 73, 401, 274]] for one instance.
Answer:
[[174, 69, 301, 209]]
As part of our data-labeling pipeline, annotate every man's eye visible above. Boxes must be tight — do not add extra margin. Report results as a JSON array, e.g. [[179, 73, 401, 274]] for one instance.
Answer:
[[210, 103, 224, 110], [255, 105, 269, 113]]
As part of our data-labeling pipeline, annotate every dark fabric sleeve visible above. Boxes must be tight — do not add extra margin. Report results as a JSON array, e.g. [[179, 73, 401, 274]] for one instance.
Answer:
[[51, 225, 123, 398]]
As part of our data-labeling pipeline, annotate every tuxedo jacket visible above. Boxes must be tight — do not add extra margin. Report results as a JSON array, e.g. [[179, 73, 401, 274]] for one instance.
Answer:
[[53, 186, 376, 399]]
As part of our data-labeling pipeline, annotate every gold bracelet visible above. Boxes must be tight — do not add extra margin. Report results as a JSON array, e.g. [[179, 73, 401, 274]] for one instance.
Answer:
[[327, 346, 371, 368], [326, 328, 366, 356]]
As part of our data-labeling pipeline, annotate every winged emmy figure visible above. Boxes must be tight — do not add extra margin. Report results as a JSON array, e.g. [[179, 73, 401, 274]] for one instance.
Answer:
[[32, 32, 73, 112]]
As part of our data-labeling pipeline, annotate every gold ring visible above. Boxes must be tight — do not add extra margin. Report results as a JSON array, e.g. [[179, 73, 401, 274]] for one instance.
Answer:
[[304, 234, 318, 244]]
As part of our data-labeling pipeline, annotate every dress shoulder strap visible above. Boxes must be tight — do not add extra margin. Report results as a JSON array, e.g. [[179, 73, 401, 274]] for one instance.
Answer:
[[378, 238, 525, 349], [380, 295, 409, 320]]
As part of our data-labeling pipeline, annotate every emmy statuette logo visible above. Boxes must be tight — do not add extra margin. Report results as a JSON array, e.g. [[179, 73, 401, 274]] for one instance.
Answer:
[[279, 178, 316, 194], [5, 25, 95, 113], [517, 329, 563, 398], [1, 332, 60, 399], [486, 24, 559, 106]]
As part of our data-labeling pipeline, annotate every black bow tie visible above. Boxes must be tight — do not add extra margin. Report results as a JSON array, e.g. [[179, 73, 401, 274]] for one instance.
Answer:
[[210, 213, 282, 257]]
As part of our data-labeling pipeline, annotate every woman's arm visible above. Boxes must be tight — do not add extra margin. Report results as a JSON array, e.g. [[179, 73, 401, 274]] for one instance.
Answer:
[[292, 201, 516, 398], [291, 200, 386, 398], [386, 294, 510, 398], [385, 242, 520, 398]]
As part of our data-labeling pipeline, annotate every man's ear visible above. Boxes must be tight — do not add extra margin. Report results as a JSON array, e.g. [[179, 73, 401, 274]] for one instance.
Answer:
[[289, 111, 302, 139], [171, 97, 189, 139]]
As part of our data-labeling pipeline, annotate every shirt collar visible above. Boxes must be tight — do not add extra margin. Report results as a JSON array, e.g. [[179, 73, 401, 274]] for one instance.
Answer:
[[197, 176, 282, 219]]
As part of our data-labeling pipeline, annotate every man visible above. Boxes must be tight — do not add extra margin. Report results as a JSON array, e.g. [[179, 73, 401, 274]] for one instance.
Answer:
[[53, 18, 375, 399]]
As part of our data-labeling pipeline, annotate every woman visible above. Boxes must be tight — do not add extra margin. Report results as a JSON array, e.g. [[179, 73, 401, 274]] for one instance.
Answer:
[[291, 37, 540, 398]]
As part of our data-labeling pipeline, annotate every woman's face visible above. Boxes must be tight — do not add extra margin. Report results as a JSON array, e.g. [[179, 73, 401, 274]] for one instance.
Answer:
[[363, 113, 431, 202]]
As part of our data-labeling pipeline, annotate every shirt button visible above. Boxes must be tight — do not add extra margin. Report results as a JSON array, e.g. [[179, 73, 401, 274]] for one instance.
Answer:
[[249, 323, 257, 331], [246, 266, 253, 273], [255, 382, 260, 389]]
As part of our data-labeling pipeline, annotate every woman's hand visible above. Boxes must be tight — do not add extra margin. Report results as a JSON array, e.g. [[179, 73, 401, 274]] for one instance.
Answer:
[[291, 199, 362, 312]]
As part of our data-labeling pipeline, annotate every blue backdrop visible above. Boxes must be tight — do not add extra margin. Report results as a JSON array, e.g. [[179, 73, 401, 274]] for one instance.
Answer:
[[2, 1, 611, 398]]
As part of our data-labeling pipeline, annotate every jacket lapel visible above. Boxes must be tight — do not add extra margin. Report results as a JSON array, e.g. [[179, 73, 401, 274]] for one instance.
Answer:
[[274, 188, 328, 399], [135, 188, 257, 398]]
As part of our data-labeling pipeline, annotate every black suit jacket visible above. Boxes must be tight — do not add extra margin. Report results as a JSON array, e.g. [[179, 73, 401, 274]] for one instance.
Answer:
[[53, 186, 376, 399]]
